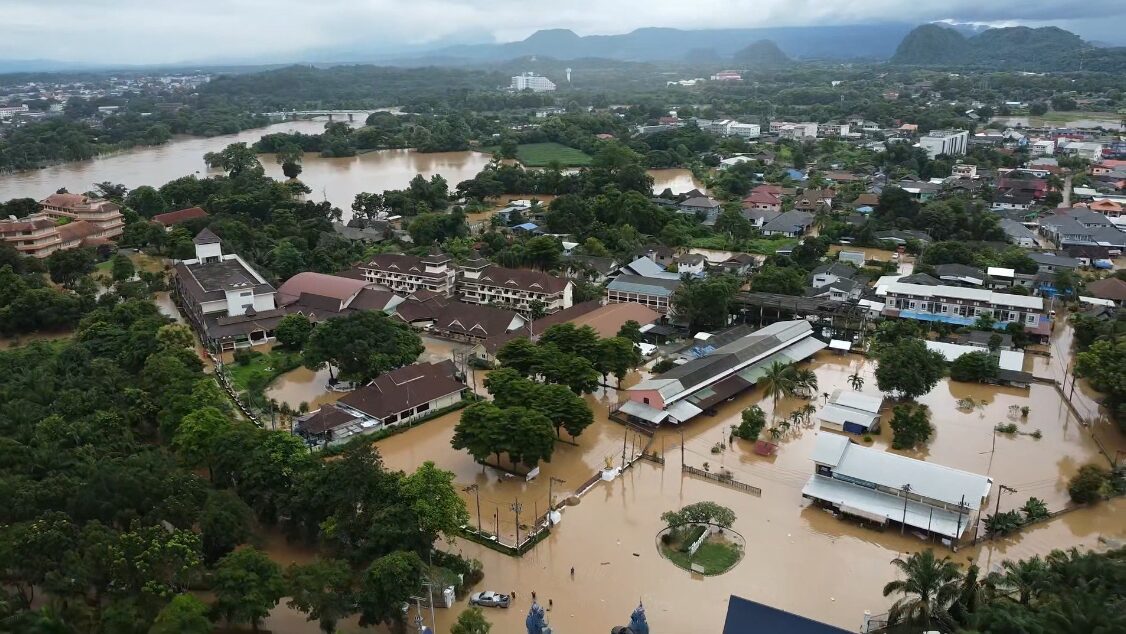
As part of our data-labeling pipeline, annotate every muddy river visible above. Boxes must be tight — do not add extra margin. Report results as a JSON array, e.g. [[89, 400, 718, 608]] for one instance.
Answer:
[[251, 347, 1126, 634], [0, 120, 705, 213]]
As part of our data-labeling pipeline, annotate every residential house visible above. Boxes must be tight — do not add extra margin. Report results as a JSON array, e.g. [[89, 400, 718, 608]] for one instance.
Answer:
[[999, 218, 1039, 247], [295, 361, 465, 445], [616, 256, 680, 280], [619, 321, 826, 426], [802, 433, 990, 540], [1039, 210, 1126, 252], [897, 180, 942, 201], [1057, 140, 1103, 162], [152, 206, 208, 230], [853, 192, 880, 207], [741, 190, 782, 214], [741, 207, 781, 229], [934, 264, 986, 286], [1028, 251, 1081, 274], [332, 219, 389, 243], [674, 253, 707, 275], [793, 188, 834, 212], [873, 229, 933, 245], [986, 267, 1016, 289], [1083, 277, 1126, 306], [716, 253, 758, 276], [37, 193, 124, 239], [925, 340, 1033, 388], [761, 210, 814, 237], [881, 282, 1050, 338], [562, 253, 618, 284], [172, 229, 281, 350], [810, 262, 859, 289], [678, 196, 722, 225], [951, 163, 978, 179], [992, 189, 1036, 211], [819, 390, 884, 434]]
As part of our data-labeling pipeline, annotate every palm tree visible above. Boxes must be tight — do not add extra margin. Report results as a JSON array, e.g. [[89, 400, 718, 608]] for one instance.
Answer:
[[794, 368, 818, 398], [989, 557, 1048, 606], [882, 550, 964, 630], [848, 372, 864, 391], [759, 361, 797, 422]]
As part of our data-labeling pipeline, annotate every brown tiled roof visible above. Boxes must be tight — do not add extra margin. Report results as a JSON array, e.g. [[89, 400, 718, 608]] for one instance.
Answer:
[[42, 193, 89, 207], [338, 361, 464, 420], [363, 253, 447, 279], [348, 288, 400, 311], [56, 220, 100, 243], [1085, 277, 1126, 301], [193, 227, 221, 245], [296, 404, 359, 436], [0, 217, 56, 233], [474, 265, 569, 294], [277, 272, 369, 307], [854, 193, 880, 206], [564, 302, 660, 338], [152, 206, 208, 227]]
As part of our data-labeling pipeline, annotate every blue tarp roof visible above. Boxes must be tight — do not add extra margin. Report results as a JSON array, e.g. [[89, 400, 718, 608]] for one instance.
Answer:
[[723, 596, 852, 634], [513, 222, 539, 231]]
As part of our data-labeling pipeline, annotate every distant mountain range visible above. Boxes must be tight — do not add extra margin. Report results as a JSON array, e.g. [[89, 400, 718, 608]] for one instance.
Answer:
[[890, 24, 1126, 71]]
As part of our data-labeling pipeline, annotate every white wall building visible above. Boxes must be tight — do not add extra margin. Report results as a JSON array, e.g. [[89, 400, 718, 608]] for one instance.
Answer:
[[510, 73, 556, 92], [919, 129, 969, 158]]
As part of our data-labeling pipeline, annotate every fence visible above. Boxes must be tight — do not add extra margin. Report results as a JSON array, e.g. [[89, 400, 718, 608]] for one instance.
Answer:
[[682, 464, 762, 496]]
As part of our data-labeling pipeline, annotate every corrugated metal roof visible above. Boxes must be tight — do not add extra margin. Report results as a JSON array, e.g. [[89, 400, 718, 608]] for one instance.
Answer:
[[802, 475, 971, 539]]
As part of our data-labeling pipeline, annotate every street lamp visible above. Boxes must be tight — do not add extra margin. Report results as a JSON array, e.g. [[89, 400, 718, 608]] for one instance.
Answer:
[[463, 484, 482, 532]]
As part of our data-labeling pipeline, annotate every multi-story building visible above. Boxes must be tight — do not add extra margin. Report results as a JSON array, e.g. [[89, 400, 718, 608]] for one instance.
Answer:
[[726, 122, 761, 139], [358, 249, 458, 295], [882, 282, 1050, 338], [0, 217, 62, 257], [606, 275, 680, 315], [775, 122, 819, 140], [459, 253, 572, 315], [173, 229, 281, 350], [1057, 140, 1103, 162], [919, 129, 969, 158], [37, 193, 124, 239], [710, 71, 742, 81], [510, 73, 556, 92]]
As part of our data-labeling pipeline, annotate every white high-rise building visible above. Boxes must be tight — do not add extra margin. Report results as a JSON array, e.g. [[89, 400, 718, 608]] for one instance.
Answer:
[[919, 129, 969, 158], [510, 73, 556, 92]]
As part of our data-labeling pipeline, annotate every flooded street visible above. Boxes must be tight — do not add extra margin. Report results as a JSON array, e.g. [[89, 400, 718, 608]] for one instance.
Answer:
[[649, 168, 706, 195]]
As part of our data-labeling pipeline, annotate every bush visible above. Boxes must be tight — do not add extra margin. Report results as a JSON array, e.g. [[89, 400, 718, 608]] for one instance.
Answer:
[[652, 359, 678, 374], [233, 348, 261, 366], [889, 403, 933, 450], [950, 351, 999, 382], [995, 423, 1018, 434], [1068, 464, 1109, 504], [984, 510, 1023, 535]]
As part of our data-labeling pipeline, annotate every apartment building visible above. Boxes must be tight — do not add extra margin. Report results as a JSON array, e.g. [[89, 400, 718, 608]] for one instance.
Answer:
[[510, 73, 556, 92], [882, 282, 1050, 338], [358, 249, 458, 295], [919, 129, 969, 158], [0, 217, 62, 257], [459, 253, 573, 315], [37, 193, 124, 239]]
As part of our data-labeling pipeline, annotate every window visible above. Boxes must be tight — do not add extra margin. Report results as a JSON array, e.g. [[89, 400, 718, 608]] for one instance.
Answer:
[[642, 397, 650, 405], [940, 304, 949, 313], [416, 402, 430, 413]]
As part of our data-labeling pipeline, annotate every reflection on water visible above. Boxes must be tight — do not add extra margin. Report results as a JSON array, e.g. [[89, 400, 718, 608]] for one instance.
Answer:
[[649, 168, 705, 195], [265, 365, 340, 411]]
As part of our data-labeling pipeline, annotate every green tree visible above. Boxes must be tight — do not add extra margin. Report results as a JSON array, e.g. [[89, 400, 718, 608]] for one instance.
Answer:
[[1020, 497, 1049, 522], [275, 313, 314, 349], [110, 253, 136, 282], [530, 382, 593, 439], [882, 550, 963, 631], [671, 275, 738, 331], [617, 320, 643, 343], [285, 559, 355, 634], [199, 490, 254, 565], [203, 142, 262, 178], [453, 402, 506, 465], [889, 403, 933, 450], [501, 406, 556, 468], [400, 461, 469, 543], [535, 347, 600, 394], [949, 351, 999, 383], [46, 247, 96, 288], [356, 551, 424, 629], [210, 548, 285, 633], [149, 594, 212, 634], [496, 337, 539, 376], [848, 372, 865, 391], [599, 336, 642, 385], [451, 606, 492, 634], [876, 339, 947, 400], [173, 406, 230, 481], [303, 311, 424, 384], [269, 239, 307, 282], [660, 501, 736, 528], [760, 361, 797, 422], [733, 405, 767, 441], [124, 185, 168, 218], [751, 265, 806, 295]]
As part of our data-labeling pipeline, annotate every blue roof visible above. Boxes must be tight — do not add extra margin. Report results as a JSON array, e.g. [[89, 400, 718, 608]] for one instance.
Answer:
[[514, 222, 539, 231], [856, 205, 874, 213], [785, 169, 807, 181], [723, 596, 852, 634]]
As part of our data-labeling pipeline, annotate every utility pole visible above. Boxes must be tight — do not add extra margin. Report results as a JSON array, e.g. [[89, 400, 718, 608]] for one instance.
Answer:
[[994, 484, 1018, 519], [548, 477, 565, 512], [680, 429, 686, 467], [621, 430, 628, 469], [511, 499, 523, 547], [900, 484, 912, 535], [464, 484, 482, 532], [953, 494, 966, 550]]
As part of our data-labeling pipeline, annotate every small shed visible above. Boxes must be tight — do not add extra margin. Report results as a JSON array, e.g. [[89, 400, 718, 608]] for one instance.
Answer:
[[837, 251, 866, 267], [828, 339, 852, 355], [819, 389, 883, 434]]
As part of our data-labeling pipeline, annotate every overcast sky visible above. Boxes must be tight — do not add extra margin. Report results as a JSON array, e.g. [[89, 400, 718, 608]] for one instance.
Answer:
[[4, 0, 1124, 65]]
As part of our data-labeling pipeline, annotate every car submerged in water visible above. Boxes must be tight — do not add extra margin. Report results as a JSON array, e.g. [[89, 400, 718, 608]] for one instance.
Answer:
[[469, 591, 510, 608]]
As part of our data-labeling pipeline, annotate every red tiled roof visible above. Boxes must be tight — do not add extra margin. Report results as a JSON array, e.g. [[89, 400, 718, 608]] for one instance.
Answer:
[[56, 220, 99, 243], [152, 206, 208, 227], [474, 265, 569, 294]]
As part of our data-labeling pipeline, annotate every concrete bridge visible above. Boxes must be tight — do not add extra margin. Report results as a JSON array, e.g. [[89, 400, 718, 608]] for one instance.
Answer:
[[262, 109, 376, 122]]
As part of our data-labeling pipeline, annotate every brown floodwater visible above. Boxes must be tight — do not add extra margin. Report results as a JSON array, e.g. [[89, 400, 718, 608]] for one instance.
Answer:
[[0, 120, 704, 214], [284, 349, 1124, 634]]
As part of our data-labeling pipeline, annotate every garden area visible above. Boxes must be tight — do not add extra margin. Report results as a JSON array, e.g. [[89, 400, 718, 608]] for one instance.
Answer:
[[656, 502, 744, 576], [223, 347, 303, 397]]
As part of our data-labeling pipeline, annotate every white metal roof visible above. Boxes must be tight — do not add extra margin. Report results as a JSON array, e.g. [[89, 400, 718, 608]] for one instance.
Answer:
[[924, 341, 1025, 372], [617, 400, 668, 424], [1079, 296, 1117, 307], [802, 476, 972, 539], [828, 339, 852, 351], [809, 434, 991, 509], [884, 282, 1043, 310], [987, 267, 1015, 278], [819, 404, 880, 428], [666, 400, 703, 424], [828, 389, 883, 414]]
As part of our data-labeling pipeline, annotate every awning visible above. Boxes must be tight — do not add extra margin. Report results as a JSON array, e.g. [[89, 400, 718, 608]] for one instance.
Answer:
[[666, 400, 704, 424], [818, 403, 879, 429], [779, 336, 829, 362], [617, 400, 669, 424], [802, 475, 969, 539], [829, 339, 852, 351]]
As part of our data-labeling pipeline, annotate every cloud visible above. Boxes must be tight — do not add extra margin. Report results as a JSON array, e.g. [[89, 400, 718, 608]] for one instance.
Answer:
[[2, 0, 1124, 64]]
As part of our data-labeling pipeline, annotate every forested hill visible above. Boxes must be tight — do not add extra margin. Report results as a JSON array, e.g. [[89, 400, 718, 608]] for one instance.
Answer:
[[732, 40, 791, 67], [891, 24, 1126, 71]]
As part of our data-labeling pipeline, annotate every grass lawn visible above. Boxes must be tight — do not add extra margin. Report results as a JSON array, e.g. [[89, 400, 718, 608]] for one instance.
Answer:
[[1031, 110, 1123, 124], [485, 142, 592, 167], [688, 235, 799, 255], [662, 538, 742, 575], [225, 349, 303, 393]]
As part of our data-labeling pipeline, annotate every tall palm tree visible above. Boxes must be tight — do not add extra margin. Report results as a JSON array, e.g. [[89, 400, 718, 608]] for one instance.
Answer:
[[848, 372, 864, 391], [987, 557, 1048, 606], [759, 361, 797, 422], [882, 550, 964, 630]]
